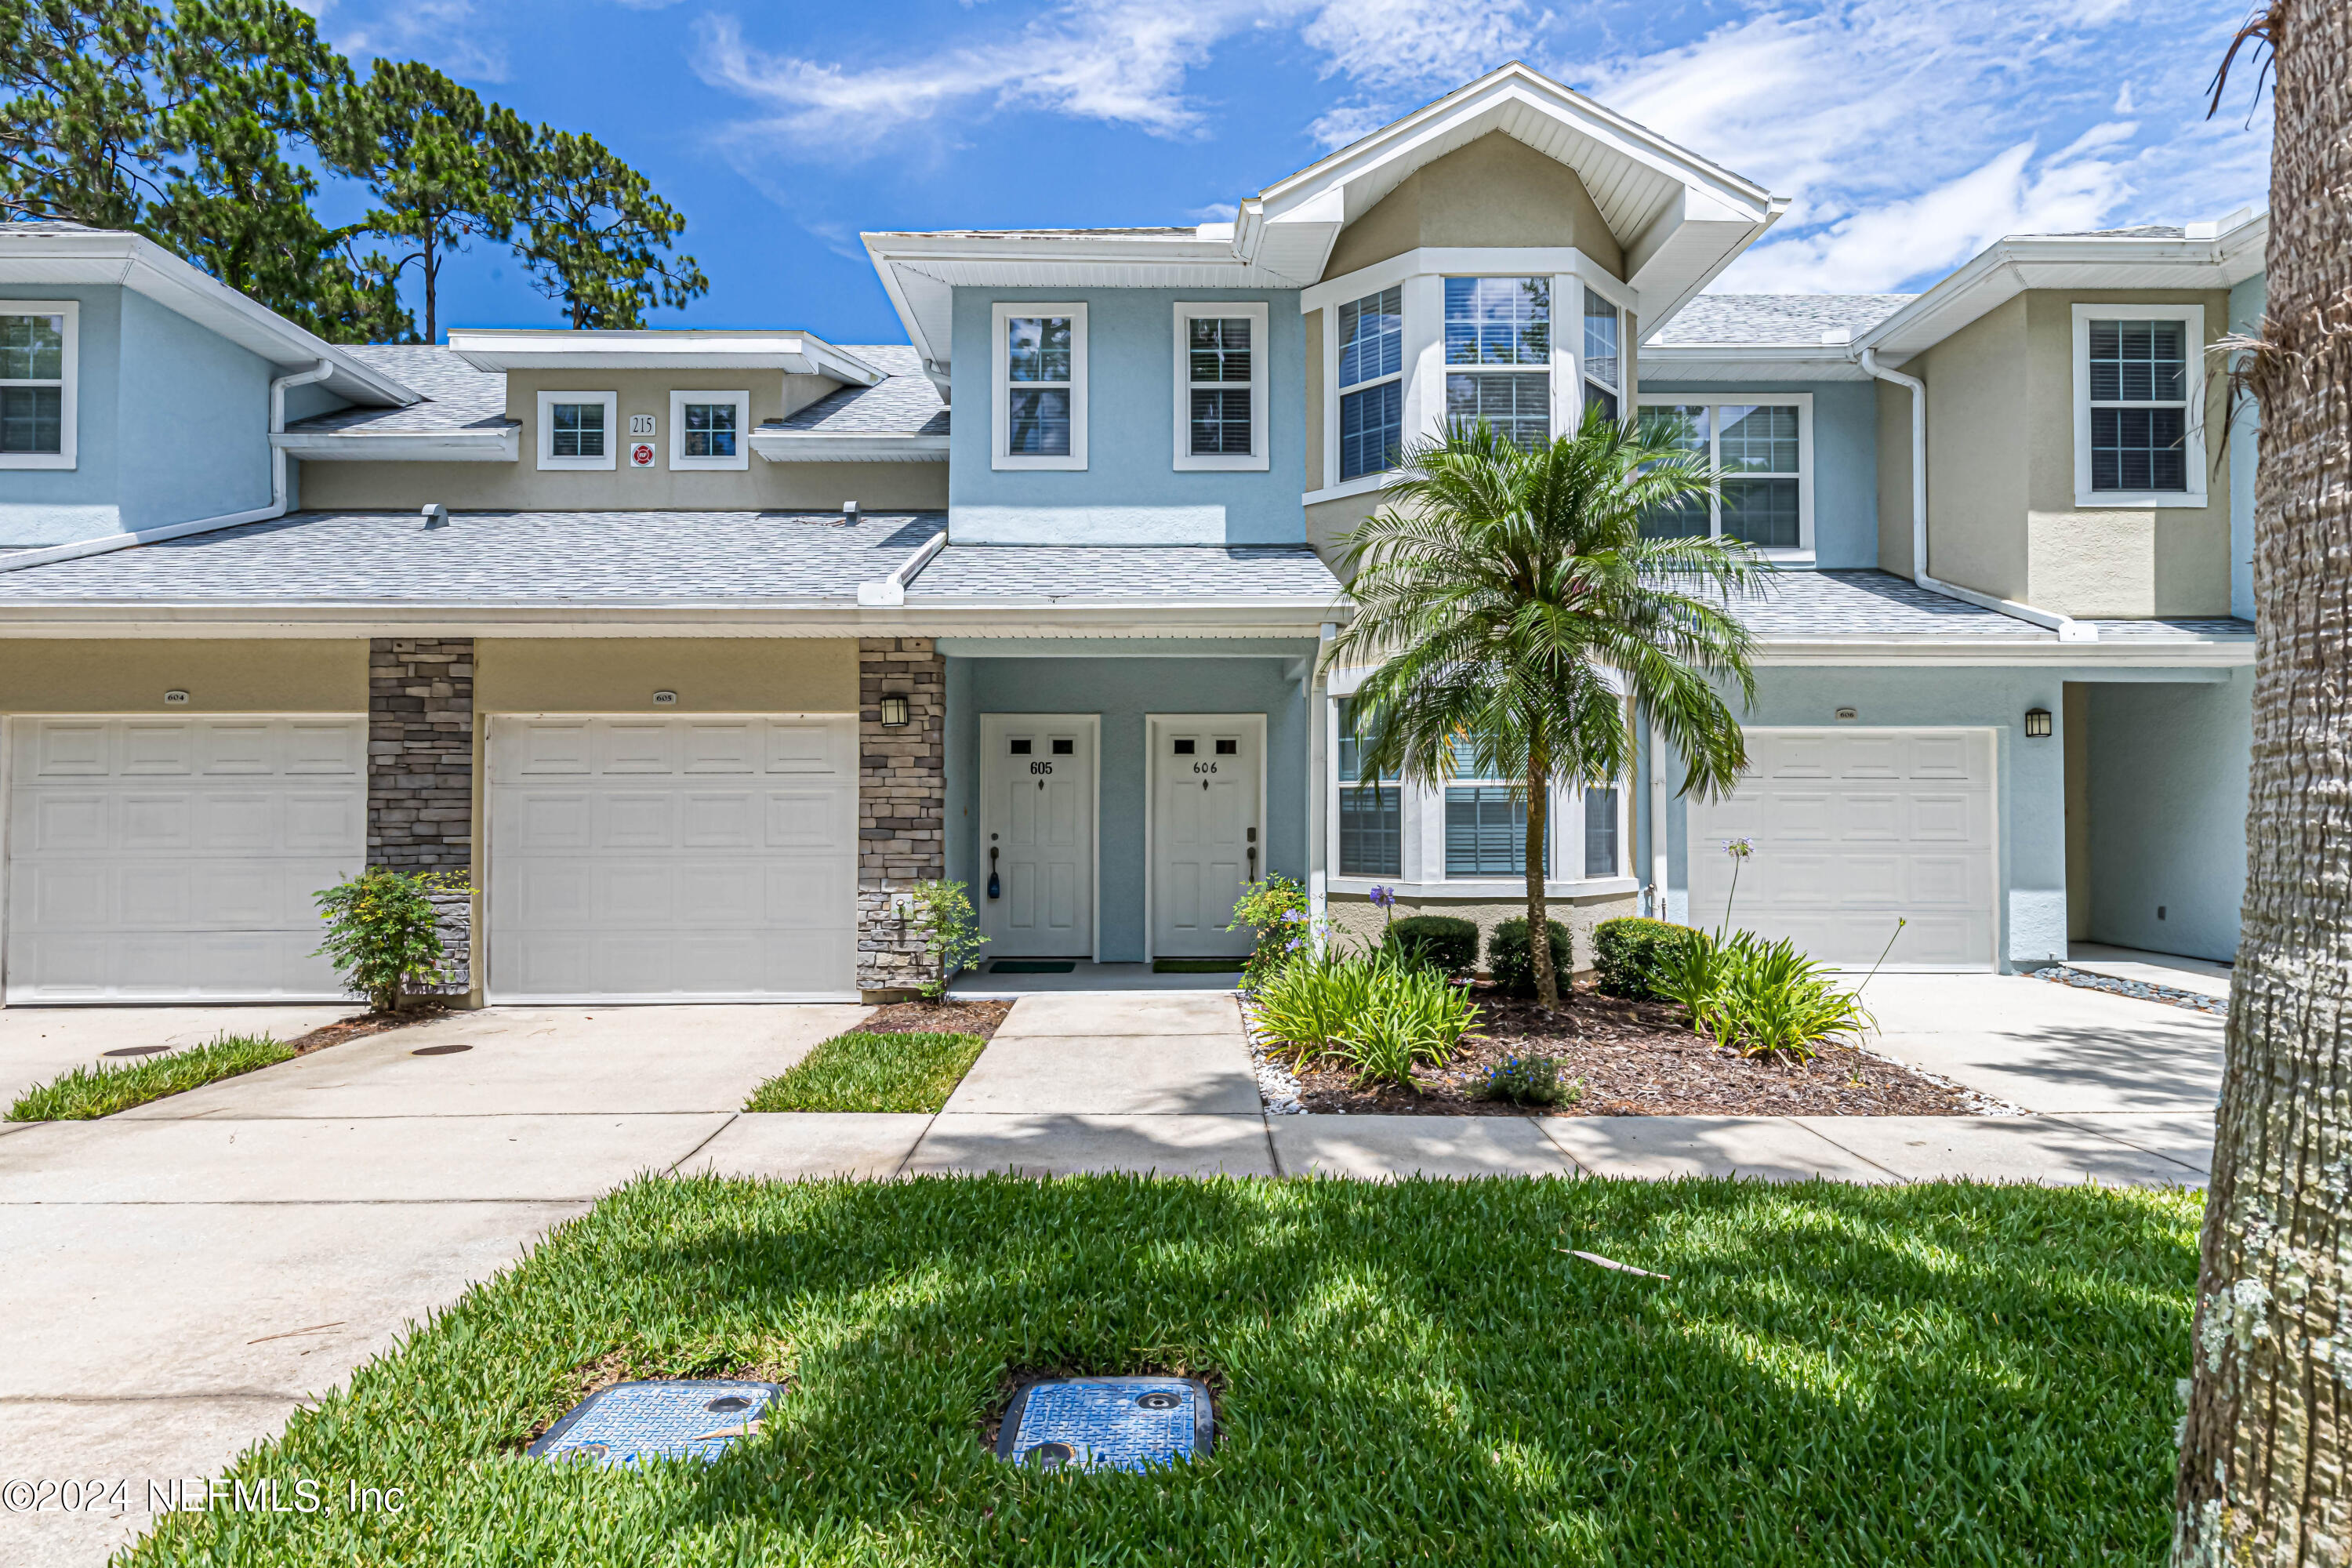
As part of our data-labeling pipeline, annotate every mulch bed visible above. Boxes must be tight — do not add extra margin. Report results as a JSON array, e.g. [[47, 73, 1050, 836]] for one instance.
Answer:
[[860, 999, 1014, 1040], [280, 1007, 445, 1056], [1279, 984, 1980, 1117]]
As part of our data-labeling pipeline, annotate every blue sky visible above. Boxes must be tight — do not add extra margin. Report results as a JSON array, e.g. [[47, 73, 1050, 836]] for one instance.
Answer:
[[299, 0, 2275, 345]]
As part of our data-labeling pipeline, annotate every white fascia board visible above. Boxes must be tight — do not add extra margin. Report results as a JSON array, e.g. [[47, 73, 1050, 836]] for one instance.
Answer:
[[1750, 637, 2253, 667], [445, 329, 884, 384], [0, 601, 1348, 638], [749, 430, 951, 463], [1251, 65, 1775, 239], [1855, 216, 2270, 358], [1625, 189, 1789, 329], [0, 228, 417, 406], [1639, 344, 1874, 382], [270, 427, 520, 462]]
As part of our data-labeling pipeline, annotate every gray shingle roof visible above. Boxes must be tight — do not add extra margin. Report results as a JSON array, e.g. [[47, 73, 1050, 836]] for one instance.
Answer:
[[1651, 294, 1915, 347], [0, 510, 944, 602], [2084, 615, 2253, 640], [909, 545, 1340, 601], [1736, 571, 2045, 638], [286, 346, 511, 435], [775, 346, 947, 437]]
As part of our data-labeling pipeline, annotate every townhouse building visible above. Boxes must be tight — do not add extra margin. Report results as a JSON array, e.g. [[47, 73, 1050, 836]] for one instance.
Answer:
[[0, 63, 2258, 1005]]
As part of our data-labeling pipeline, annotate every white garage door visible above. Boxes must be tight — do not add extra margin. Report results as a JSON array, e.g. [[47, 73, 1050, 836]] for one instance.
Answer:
[[5, 717, 366, 1003], [1688, 728, 1997, 970], [487, 716, 858, 1003]]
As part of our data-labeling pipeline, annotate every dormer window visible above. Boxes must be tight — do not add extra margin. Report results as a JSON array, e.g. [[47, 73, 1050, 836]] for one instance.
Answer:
[[1337, 286, 1403, 481], [537, 390, 616, 470], [1, 302, 74, 469], [1173, 302, 1268, 471], [1443, 277, 1550, 450], [993, 302, 1087, 470], [2073, 304, 2205, 506]]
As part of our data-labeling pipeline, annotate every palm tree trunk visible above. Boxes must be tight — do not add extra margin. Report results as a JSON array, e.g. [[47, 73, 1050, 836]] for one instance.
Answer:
[[1526, 753, 1559, 1008], [2173, 5, 2352, 1561]]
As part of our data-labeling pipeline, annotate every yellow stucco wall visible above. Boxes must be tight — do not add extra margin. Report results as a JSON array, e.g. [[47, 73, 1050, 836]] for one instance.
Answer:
[[1875, 377, 1917, 578], [297, 366, 948, 514], [1323, 134, 1627, 280], [2020, 289, 2231, 618], [1918, 296, 2033, 602], [0, 640, 366, 712], [473, 637, 859, 715], [1915, 289, 2234, 618], [1303, 308, 1324, 492]]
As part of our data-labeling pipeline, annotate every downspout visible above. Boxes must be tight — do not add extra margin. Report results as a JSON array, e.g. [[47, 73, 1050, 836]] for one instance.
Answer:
[[1857, 348, 2094, 642], [1307, 620, 1335, 942], [0, 358, 332, 577]]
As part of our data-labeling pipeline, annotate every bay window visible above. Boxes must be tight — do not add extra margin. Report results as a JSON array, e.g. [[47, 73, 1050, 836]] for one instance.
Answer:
[[1443, 277, 1550, 449], [1337, 286, 1403, 481], [1336, 699, 1400, 877], [1581, 289, 1622, 423]]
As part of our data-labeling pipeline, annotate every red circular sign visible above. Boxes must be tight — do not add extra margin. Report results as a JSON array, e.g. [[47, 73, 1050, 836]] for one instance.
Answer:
[[631, 443, 655, 466]]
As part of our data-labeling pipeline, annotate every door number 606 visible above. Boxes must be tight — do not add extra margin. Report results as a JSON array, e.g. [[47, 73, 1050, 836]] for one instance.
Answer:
[[1192, 761, 1218, 774]]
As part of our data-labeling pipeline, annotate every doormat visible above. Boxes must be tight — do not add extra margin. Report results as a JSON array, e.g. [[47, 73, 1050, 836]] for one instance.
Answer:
[[1153, 958, 1247, 974], [996, 1377, 1214, 1472], [528, 1379, 782, 1468], [991, 960, 1076, 974]]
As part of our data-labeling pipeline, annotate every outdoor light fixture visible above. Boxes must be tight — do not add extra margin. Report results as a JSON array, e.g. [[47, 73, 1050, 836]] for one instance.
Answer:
[[879, 694, 910, 728], [2024, 708, 2053, 739]]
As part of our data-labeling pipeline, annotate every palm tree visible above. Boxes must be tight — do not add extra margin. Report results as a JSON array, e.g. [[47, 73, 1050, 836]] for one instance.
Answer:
[[2174, 5, 2352, 1561], [1326, 407, 1764, 1009]]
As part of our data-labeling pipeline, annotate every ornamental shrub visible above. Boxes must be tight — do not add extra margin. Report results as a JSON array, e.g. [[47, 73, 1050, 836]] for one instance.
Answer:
[[1228, 873, 1309, 989], [907, 880, 987, 1000], [1475, 1054, 1581, 1107], [1654, 927, 1875, 1062], [312, 867, 468, 1013], [1381, 914, 1480, 976], [1486, 917, 1573, 997], [1592, 916, 1697, 1000]]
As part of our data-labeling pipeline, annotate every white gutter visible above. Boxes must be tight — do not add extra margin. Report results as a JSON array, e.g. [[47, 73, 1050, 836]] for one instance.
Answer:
[[1856, 348, 2095, 643], [0, 358, 332, 577], [854, 528, 950, 607]]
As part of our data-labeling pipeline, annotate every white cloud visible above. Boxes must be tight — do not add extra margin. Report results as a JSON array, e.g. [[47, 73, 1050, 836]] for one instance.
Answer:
[[325, 0, 510, 81], [1299, 0, 1534, 96]]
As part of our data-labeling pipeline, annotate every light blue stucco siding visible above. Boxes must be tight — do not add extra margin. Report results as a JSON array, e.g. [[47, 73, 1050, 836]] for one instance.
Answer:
[[1653, 666, 2068, 971], [2229, 272, 2267, 621], [0, 284, 278, 547], [1641, 382, 1879, 569], [948, 286, 1307, 546], [2083, 670, 2251, 962], [946, 655, 1310, 961]]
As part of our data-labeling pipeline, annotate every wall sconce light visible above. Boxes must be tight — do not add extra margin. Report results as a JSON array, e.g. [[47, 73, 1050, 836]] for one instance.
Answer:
[[2024, 707, 2053, 739], [879, 694, 910, 728]]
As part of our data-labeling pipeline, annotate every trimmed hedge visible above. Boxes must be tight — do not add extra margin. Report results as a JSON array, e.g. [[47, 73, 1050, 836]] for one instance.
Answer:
[[1381, 914, 1481, 976], [1593, 916, 1697, 1000], [1487, 916, 1573, 996]]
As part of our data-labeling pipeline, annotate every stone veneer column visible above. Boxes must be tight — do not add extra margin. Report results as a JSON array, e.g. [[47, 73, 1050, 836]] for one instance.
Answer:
[[368, 638, 475, 997], [856, 637, 946, 1000]]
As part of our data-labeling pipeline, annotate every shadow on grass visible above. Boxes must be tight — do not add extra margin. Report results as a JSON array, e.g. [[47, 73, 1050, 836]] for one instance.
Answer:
[[130, 1174, 2198, 1568]]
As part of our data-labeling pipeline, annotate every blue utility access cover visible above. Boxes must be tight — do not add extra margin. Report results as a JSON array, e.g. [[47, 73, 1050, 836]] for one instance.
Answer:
[[996, 1377, 1214, 1473], [528, 1379, 781, 1468]]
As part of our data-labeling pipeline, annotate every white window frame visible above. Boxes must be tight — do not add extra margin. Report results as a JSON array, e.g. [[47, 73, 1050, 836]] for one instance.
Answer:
[[991, 301, 1087, 471], [1328, 284, 1408, 492], [669, 389, 750, 471], [2071, 303, 2208, 508], [0, 299, 77, 470], [1572, 274, 1634, 431], [1171, 301, 1269, 472], [536, 389, 617, 471], [1439, 274, 1555, 453], [1633, 391, 1815, 561]]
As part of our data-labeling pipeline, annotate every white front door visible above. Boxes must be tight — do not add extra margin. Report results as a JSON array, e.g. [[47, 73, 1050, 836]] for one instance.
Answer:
[[487, 715, 857, 1001], [4, 716, 368, 1002], [1687, 727, 1998, 970], [979, 715, 1094, 958], [1151, 717, 1261, 959]]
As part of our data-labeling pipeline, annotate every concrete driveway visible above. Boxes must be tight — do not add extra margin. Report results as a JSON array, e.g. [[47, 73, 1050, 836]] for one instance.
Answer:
[[0, 1002, 862, 1567], [0, 1005, 357, 1114]]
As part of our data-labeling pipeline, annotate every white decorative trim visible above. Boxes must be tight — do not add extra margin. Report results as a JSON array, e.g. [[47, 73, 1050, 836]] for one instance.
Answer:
[[535, 390, 617, 471], [2071, 303, 2209, 509], [1171, 300, 1269, 471], [1633, 390, 1814, 560], [668, 389, 752, 471], [271, 427, 518, 463], [991, 301, 1087, 471], [1302, 246, 1619, 314], [0, 300, 76, 470], [750, 431, 950, 463]]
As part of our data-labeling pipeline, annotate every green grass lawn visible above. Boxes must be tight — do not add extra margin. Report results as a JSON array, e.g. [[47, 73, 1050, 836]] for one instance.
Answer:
[[743, 1031, 986, 1113], [5, 1033, 293, 1120], [128, 1173, 2198, 1566]]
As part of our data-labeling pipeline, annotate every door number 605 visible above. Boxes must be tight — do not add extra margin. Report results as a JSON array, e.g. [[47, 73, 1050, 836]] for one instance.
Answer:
[[1029, 760, 1054, 775]]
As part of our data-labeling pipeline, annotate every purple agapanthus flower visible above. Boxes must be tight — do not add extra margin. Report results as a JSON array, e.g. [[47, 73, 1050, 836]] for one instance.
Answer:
[[1368, 884, 1396, 910]]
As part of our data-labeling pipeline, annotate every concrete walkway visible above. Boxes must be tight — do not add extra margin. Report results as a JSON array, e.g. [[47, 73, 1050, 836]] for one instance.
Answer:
[[2067, 943, 2234, 997]]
